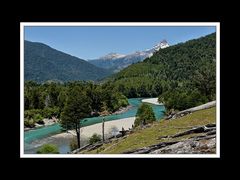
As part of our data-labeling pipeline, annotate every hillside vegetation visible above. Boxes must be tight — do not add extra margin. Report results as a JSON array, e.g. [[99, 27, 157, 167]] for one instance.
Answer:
[[107, 33, 216, 111], [83, 107, 216, 154]]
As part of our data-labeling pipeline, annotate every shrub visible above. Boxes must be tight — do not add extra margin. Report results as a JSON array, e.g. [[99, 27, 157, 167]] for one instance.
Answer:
[[33, 114, 44, 124], [24, 109, 42, 119], [24, 119, 35, 128], [69, 138, 78, 151], [37, 144, 59, 154], [89, 133, 101, 144], [134, 103, 156, 127], [42, 107, 60, 118]]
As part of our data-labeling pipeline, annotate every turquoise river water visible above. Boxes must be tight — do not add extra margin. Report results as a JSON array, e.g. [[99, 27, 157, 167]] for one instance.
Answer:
[[24, 98, 165, 153]]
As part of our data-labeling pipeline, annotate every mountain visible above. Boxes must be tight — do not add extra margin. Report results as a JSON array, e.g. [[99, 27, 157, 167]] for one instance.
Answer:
[[89, 40, 169, 72], [24, 40, 111, 82], [107, 33, 216, 110]]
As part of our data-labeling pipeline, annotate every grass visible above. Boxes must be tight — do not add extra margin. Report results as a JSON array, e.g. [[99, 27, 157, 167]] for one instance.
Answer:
[[82, 107, 216, 154]]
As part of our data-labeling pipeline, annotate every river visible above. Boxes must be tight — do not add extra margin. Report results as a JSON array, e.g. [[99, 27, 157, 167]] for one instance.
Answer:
[[24, 98, 165, 154]]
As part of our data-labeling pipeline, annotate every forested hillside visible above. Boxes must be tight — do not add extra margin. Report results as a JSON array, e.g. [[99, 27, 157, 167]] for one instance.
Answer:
[[108, 33, 216, 111], [24, 41, 111, 82]]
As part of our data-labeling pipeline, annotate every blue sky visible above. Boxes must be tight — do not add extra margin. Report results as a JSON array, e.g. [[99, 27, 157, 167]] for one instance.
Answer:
[[24, 26, 216, 60]]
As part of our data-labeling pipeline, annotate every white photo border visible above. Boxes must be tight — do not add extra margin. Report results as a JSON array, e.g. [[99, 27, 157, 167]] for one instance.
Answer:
[[20, 22, 220, 158]]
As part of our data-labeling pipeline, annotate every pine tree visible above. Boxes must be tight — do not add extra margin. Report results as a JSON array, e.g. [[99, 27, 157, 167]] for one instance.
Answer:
[[60, 86, 91, 148]]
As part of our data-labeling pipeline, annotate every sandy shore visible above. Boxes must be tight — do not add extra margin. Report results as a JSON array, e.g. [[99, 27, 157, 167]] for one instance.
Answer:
[[51, 98, 162, 139], [142, 98, 162, 105], [52, 117, 136, 139]]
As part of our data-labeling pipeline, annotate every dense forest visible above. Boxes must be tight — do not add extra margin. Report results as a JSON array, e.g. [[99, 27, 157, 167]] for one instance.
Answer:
[[24, 33, 216, 126], [107, 33, 216, 111], [24, 81, 128, 128]]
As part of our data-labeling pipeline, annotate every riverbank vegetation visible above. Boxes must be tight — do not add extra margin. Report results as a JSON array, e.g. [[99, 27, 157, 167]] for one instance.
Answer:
[[24, 81, 129, 128], [37, 144, 59, 154]]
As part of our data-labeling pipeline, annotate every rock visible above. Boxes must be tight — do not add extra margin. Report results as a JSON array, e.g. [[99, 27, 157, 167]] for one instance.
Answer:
[[170, 124, 216, 138], [123, 141, 179, 154], [150, 137, 216, 154], [43, 118, 57, 126], [24, 127, 31, 131], [124, 123, 216, 154], [156, 135, 169, 140], [205, 123, 216, 128], [71, 143, 92, 154], [34, 123, 44, 128], [171, 126, 205, 138], [206, 130, 216, 135]]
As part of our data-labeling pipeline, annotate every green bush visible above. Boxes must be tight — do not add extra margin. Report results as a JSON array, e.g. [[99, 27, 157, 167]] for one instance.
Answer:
[[24, 119, 35, 128], [110, 92, 129, 112], [69, 138, 78, 151], [159, 88, 209, 111], [42, 107, 60, 118], [89, 133, 101, 144], [37, 144, 59, 154], [33, 114, 44, 124], [24, 109, 42, 119], [134, 103, 156, 127]]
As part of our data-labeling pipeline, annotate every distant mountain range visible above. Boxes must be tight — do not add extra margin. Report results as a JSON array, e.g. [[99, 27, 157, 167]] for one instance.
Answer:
[[24, 40, 111, 83], [88, 40, 169, 72]]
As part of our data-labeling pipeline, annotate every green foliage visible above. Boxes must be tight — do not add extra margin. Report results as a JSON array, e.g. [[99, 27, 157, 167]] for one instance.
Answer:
[[89, 133, 102, 144], [24, 109, 42, 119], [36, 144, 59, 154], [109, 92, 129, 112], [24, 81, 129, 122], [134, 103, 156, 127], [24, 119, 35, 128], [33, 114, 44, 124], [42, 107, 60, 119], [159, 88, 208, 111], [60, 86, 92, 130], [108, 33, 216, 111]]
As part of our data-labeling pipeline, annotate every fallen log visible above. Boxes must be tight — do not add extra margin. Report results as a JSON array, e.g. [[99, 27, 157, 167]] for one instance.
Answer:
[[171, 126, 205, 138], [71, 143, 92, 154], [169, 101, 216, 120], [170, 124, 216, 138]]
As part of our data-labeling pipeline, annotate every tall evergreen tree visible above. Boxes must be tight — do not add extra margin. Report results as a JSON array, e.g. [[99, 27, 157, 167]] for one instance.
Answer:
[[60, 86, 91, 148]]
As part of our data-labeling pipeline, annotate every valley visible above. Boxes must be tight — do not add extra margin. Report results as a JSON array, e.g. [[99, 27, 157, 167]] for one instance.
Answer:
[[23, 30, 217, 156]]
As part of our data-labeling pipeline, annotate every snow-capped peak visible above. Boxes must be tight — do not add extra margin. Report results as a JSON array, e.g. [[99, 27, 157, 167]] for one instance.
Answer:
[[143, 40, 170, 58], [100, 53, 126, 60], [152, 40, 169, 51]]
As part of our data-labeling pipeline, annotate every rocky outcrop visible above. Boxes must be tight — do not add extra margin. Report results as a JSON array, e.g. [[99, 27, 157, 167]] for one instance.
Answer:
[[151, 135, 216, 154], [123, 124, 216, 154], [165, 101, 216, 120], [123, 141, 180, 154], [170, 123, 216, 138]]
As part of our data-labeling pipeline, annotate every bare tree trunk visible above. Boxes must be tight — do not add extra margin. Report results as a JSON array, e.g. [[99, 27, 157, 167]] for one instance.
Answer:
[[102, 118, 105, 143], [76, 123, 80, 148]]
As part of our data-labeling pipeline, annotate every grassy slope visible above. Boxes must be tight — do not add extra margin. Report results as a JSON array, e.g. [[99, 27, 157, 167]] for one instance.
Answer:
[[84, 107, 216, 154]]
